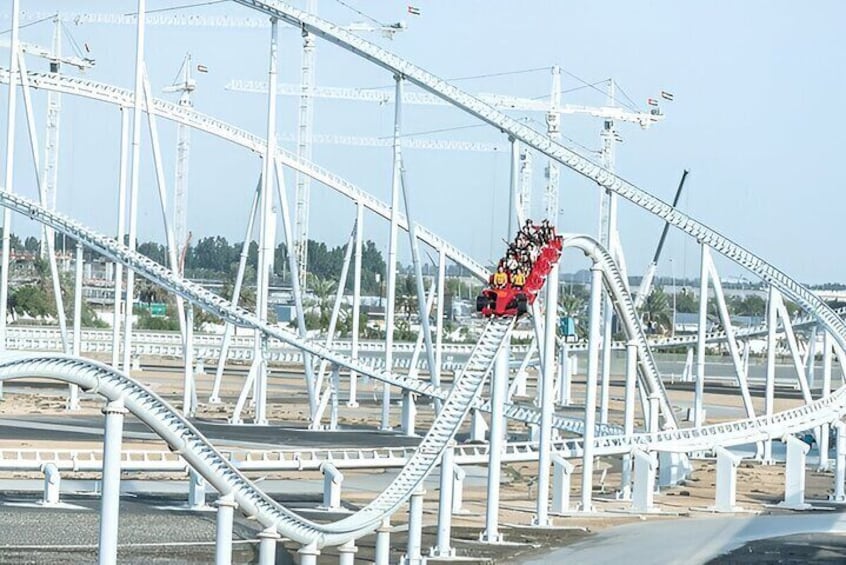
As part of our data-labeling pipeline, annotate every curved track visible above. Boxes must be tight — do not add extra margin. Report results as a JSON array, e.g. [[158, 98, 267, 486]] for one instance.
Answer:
[[0, 0, 843, 551]]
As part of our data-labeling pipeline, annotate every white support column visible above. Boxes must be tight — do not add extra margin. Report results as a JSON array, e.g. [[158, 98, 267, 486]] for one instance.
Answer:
[[557, 341, 571, 406], [112, 108, 130, 370], [254, 17, 280, 427], [580, 265, 602, 513], [98, 399, 127, 565], [763, 285, 777, 463], [647, 394, 660, 434], [619, 341, 637, 499], [832, 421, 846, 502], [382, 75, 404, 431], [374, 517, 391, 565], [819, 332, 833, 471], [121, 0, 147, 375], [405, 487, 425, 565], [435, 245, 446, 394], [210, 182, 261, 403], [694, 243, 708, 428], [215, 494, 237, 565], [348, 200, 363, 408], [432, 444, 455, 558], [41, 463, 61, 506], [338, 540, 357, 565], [257, 527, 280, 565], [182, 306, 195, 417], [483, 338, 509, 541], [779, 434, 811, 510], [535, 261, 558, 525], [70, 242, 83, 410], [470, 409, 487, 443], [452, 464, 466, 514], [712, 446, 742, 512], [298, 542, 320, 565], [320, 462, 343, 511], [401, 390, 417, 437], [631, 449, 657, 514], [188, 468, 206, 509], [0, 0, 21, 357], [551, 455, 574, 514]]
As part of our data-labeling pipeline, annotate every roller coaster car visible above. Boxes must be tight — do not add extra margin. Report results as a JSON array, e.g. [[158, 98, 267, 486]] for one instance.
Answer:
[[476, 230, 564, 318], [476, 287, 529, 317]]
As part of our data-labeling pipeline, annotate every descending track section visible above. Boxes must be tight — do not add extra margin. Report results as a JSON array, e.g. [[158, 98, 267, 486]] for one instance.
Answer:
[[0, 190, 630, 438], [0, 316, 513, 546], [563, 235, 676, 428]]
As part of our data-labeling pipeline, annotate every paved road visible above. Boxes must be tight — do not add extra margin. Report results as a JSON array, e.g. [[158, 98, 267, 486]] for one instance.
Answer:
[[522, 512, 846, 565], [0, 414, 422, 450]]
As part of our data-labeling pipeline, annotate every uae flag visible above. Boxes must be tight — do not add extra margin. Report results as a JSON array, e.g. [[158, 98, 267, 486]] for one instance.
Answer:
[[647, 98, 658, 106], [661, 90, 674, 101], [408, 5, 421, 15]]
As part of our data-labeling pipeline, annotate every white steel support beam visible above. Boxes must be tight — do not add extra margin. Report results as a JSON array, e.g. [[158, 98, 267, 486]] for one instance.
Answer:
[[819, 332, 833, 471], [294, 0, 317, 290], [272, 160, 316, 412], [0, 0, 20, 361], [254, 18, 280, 425], [620, 341, 637, 498], [432, 443, 455, 558], [694, 244, 708, 427], [17, 54, 70, 354], [98, 399, 127, 565], [435, 245, 446, 394], [122, 0, 147, 374], [482, 339, 509, 541], [215, 494, 237, 565], [398, 160, 439, 408], [534, 262, 559, 526], [382, 75, 403, 430], [763, 285, 777, 463], [41, 16, 62, 258], [112, 108, 130, 369], [141, 72, 187, 338], [348, 200, 363, 407], [774, 292, 813, 404], [703, 249, 755, 418], [70, 242, 83, 410], [209, 181, 261, 403], [580, 265, 602, 512]]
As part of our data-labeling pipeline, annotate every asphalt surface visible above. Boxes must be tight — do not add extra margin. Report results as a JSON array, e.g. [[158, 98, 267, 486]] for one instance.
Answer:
[[521, 512, 846, 565], [0, 414, 422, 450]]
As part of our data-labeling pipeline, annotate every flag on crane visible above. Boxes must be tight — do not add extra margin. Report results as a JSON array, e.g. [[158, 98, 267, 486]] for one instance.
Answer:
[[407, 5, 422, 16], [661, 90, 674, 101]]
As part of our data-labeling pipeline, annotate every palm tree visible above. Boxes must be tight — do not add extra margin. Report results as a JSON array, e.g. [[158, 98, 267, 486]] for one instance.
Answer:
[[642, 287, 672, 334]]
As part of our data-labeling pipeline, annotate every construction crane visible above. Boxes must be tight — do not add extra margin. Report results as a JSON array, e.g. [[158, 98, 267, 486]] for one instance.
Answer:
[[634, 169, 690, 310], [228, 70, 662, 265], [293, 0, 407, 289], [0, 16, 95, 257], [163, 53, 199, 275], [225, 79, 664, 128]]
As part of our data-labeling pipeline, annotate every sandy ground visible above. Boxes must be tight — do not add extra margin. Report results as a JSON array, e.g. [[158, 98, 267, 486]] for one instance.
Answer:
[[0, 359, 842, 563]]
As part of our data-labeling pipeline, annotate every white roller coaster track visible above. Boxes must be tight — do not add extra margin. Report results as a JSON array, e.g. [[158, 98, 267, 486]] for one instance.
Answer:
[[0, 189, 842, 545], [0, 0, 843, 548], [0, 68, 487, 282], [0, 68, 665, 434], [228, 0, 846, 351], [0, 314, 512, 546]]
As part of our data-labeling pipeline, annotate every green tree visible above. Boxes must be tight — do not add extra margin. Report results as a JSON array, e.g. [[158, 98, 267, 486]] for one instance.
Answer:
[[642, 287, 671, 334]]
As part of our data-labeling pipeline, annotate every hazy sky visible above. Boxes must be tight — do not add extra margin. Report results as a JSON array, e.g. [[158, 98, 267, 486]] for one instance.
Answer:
[[1, 1, 844, 285]]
